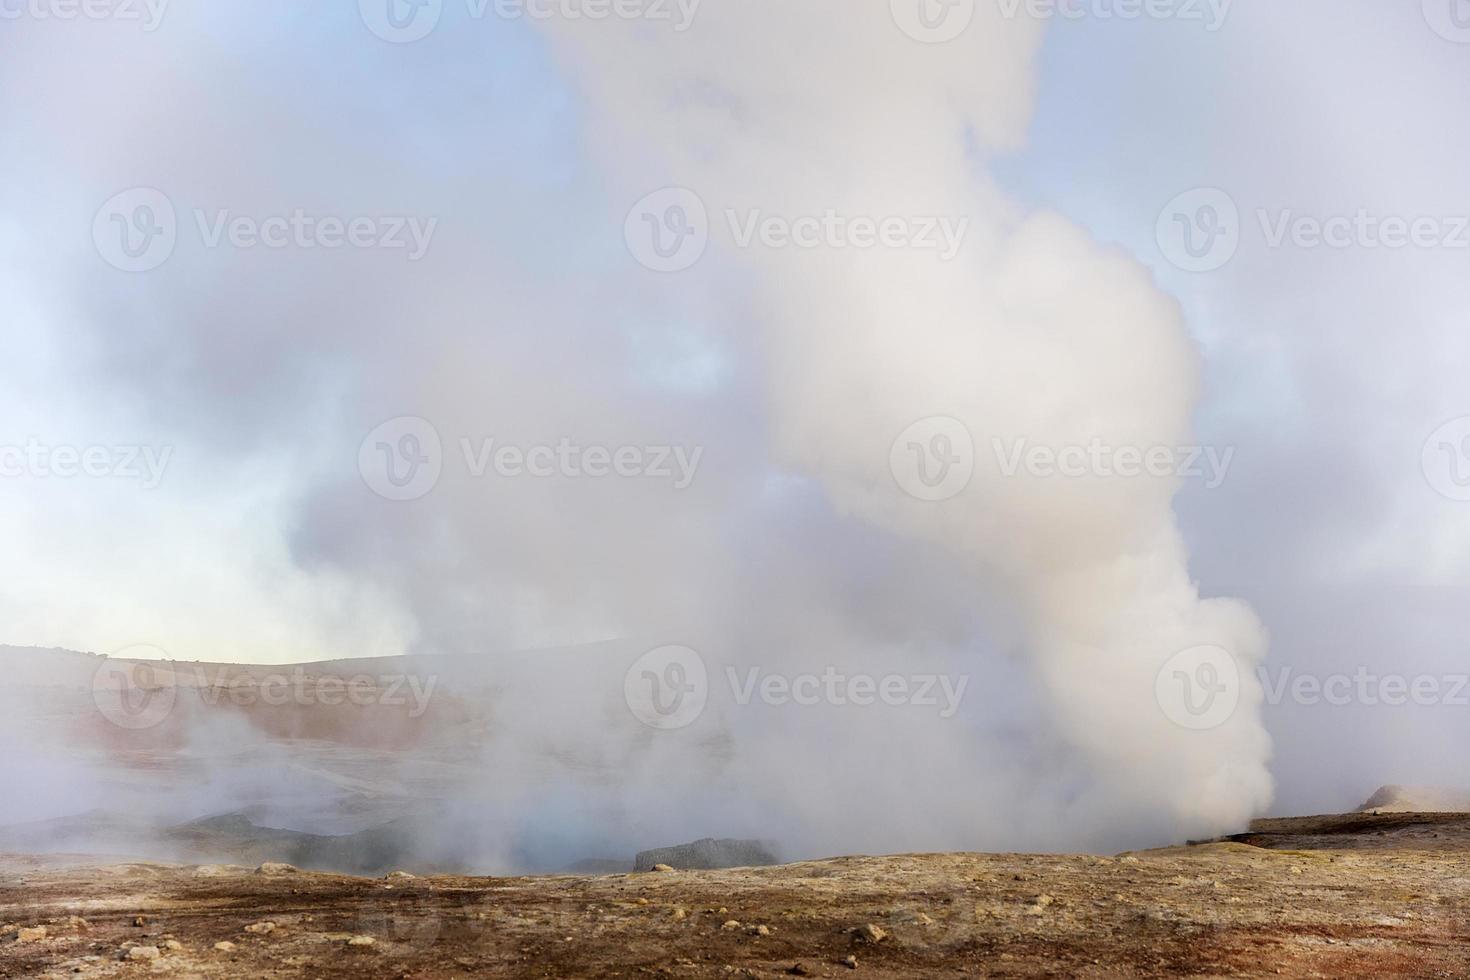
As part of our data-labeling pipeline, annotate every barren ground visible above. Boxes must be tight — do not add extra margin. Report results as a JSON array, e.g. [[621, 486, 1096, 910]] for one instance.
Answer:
[[4, 812, 1470, 979]]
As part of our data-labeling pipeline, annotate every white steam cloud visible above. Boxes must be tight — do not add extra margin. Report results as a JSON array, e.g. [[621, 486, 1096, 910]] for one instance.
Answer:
[[534, 1, 1272, 840], [0, 2, 1270, 863]]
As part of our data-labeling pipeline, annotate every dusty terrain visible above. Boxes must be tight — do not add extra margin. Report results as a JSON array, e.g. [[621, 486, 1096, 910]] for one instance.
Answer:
[[6, 648, 1470, 976], [4, 811, 1470, 979]]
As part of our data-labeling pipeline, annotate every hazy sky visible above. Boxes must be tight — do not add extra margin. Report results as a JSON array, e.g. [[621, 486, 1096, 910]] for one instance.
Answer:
[[3, 0, 1469, 827]]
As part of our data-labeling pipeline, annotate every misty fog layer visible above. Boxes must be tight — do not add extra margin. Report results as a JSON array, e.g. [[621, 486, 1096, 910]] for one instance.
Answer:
[[2, 1, 1468, 865]]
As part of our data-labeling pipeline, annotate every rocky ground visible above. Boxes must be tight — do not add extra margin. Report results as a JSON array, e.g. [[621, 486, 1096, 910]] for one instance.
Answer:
[[4, 812, 1470, 979]]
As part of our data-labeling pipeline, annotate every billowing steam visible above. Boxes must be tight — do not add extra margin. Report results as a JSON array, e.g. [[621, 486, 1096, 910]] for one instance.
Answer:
[[532, 1, 1273, 842], [0, 2, 1270, 867]]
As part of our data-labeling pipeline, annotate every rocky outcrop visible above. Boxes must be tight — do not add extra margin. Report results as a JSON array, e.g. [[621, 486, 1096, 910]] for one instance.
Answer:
[[1358, 785, 1470, 813], [633, 838, 778, 872]]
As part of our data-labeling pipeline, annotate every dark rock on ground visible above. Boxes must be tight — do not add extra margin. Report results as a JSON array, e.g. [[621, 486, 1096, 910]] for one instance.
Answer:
[[634, 838, 778, 872]]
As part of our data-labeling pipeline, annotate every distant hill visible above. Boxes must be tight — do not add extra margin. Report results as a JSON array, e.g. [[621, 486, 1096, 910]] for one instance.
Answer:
[[1358, 784, 1470, 813]]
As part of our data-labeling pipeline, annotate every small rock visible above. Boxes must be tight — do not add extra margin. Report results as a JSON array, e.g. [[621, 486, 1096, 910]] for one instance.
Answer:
[[347, 935, 376, 947], [133, 917, 147, 928], [213, 941, 237, 952], [635, 897, 649, 906], [787, 966, 812, 977], [853, 923, 887, 944], [651, 864, 675, 873], [126, 946, 160, 961], [671, 908, 688, 921], [162, 939, 183, 951], [16, 926, 47, 942], [385, 871, 416, 880], [65, 917, 90, 932], [721, 920, 742, 931], [244, 920, 276, 934], [749, 924, 771, 937], [841, 955, 858, 969]]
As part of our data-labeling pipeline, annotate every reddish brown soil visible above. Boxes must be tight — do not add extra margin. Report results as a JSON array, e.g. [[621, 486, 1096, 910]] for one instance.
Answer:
[[4, 812, 1470, 979]]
